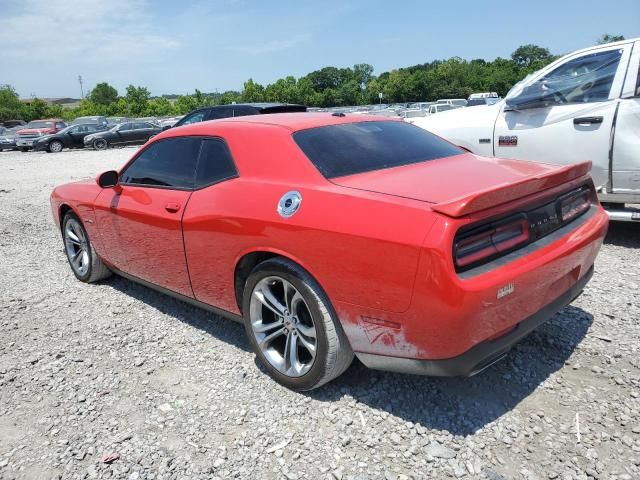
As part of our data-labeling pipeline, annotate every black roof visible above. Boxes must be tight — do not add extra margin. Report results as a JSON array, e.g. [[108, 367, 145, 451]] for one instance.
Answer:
[[191, 103, 306, 112]]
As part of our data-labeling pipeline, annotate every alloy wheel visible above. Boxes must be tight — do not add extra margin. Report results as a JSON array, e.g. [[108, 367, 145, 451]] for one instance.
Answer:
[[64, 218, 90, 277], [249, 276, 318, 377]]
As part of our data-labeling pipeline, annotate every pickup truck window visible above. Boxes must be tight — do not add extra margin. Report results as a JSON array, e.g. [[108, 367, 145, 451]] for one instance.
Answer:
[[542, 49, 622, 104]]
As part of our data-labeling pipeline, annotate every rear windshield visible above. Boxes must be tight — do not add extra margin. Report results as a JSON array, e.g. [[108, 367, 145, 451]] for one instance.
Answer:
[[293, 120, 462, 178]]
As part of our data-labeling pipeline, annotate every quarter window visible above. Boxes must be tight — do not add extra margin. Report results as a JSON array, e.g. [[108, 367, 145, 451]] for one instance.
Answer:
[[120, 137, 202, 189], [195, 139, 238, 188]]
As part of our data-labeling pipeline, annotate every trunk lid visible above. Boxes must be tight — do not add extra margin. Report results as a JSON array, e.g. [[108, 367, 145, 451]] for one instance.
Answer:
[[332, 153, 592, 217]]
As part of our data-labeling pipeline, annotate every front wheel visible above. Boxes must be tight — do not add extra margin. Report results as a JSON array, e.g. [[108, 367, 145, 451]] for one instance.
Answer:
[[20, 147, 29, 152], [242, 258, 353, 391], [62, 212, 112, 283], [49, 140, 63, 153], [93, 139, 108, 150]]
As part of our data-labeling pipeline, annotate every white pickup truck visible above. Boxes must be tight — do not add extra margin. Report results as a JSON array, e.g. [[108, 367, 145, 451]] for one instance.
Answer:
[[413, 38, 640, 222]]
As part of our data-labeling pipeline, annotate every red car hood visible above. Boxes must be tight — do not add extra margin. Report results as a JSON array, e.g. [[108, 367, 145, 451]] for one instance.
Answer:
[[17, 128, 55, 135], [332, 153, 592, 217]]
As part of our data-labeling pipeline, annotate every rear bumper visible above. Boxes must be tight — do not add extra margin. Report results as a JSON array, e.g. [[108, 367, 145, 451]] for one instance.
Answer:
[[356, 265, 593, 376]]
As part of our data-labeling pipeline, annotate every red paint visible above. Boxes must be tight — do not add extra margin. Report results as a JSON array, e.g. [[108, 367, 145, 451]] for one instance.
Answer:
[[17, 119, 65, 136], [50, 113, 608, 364]]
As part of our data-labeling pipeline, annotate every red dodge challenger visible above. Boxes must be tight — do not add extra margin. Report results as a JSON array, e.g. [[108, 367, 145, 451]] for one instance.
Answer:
[[50, 113, 608, 390]]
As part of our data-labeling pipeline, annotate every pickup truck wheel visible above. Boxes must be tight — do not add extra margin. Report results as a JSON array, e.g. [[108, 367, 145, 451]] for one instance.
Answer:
[[243, 258, 353, 391], [20, 148, 29, 152], [49, 140, 63, 153], [62, 212, 112, 283], [93, 139, 108, 150]]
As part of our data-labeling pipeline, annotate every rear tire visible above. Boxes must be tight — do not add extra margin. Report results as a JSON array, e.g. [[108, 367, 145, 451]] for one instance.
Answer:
[[93, 139, 108, 150], [20, 148, 29, 152], [242, 258, 353, 391], [62, 212, 112, 283]]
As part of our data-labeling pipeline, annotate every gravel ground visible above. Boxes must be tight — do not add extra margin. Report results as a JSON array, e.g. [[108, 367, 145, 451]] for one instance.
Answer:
[[0, 148, 639, 480]]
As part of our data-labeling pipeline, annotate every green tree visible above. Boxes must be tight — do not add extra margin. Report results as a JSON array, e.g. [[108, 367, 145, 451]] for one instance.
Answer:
[[597, 34, 625, 45], [88, 82, 118, 106], [145, 97, 175, 116], [0, 85, 24, 121], [124, 85, 150, 116], [511, 44, 553, 70], [241, 79, 265, 102], [23, 98, 51, 120]]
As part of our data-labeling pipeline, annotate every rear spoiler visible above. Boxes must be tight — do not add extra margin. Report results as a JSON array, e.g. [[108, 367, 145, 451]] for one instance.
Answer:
[[432, 161, 592, 218]]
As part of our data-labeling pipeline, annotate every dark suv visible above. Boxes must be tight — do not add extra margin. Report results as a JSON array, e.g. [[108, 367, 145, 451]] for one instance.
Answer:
[[170, 103, 307, 130]]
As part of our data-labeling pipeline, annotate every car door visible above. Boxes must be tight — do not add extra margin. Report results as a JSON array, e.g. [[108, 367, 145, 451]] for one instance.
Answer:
[[112, 123, 133, 145], [68, 125, 88, 147], [132, 122, 155, 144], [93, 137, 202, 297], [611, 41, 640, 195], [494, 42, 634, 189], [181, 138, 240, 310]]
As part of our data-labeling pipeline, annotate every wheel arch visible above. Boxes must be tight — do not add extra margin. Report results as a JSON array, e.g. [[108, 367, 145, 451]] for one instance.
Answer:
[[233, 248, 323, 314], [58, 204, 78, 234]]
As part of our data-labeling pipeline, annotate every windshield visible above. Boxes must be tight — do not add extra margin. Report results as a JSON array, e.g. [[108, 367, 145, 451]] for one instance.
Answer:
[[293, 120, 462, 179], [26, 121, 53, 129]]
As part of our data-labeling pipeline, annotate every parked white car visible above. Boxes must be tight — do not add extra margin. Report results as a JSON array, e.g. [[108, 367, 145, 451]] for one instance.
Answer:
[[413, 38, 640, 222], [435, 98, 467, 107], [426, 104, 458, 115]]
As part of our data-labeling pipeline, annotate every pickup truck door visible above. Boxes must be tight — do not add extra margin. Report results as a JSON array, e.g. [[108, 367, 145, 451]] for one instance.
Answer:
[[611, 40, 640, 195], [493, 42, 634, 189]]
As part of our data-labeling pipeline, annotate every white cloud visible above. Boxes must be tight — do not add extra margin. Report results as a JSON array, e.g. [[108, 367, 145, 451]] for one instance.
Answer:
[[0, 0, 180, 64], [230, 34, 311, 55]]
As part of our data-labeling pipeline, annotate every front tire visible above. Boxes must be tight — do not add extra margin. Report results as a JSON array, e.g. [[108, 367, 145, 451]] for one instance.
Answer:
[[49, 140, 63, 153], [93, 139, 108, 150], [62, 212, 112, 283], [242, 258, 353, 391]]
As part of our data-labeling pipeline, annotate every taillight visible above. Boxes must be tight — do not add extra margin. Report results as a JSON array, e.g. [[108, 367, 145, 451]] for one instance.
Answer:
[[558, 188, 592, 222], [454, 215, 530, 269]]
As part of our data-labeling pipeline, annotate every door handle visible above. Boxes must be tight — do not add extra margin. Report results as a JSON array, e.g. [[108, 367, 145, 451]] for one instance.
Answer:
[[573, 116, 603, 125], [165, 202, 181, 213]]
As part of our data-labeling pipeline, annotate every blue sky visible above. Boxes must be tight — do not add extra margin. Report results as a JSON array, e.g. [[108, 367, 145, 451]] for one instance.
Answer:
[[1, 0, 638, 98]]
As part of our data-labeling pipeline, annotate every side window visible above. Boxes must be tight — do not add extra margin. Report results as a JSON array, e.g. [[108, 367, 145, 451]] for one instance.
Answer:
[[119, 123, 132, 131], [542, 49, 622, 103], [180, 111, 207, 126], [55, 122, 65, 129], [120, 137, 202, 189], [208, 109, 234, 120], [195, 139, 238, 188]]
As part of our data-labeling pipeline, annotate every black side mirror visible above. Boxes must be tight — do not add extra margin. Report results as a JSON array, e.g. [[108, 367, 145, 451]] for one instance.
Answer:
[[507, 79, 561, 111], [98, 170, 119, 188]]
